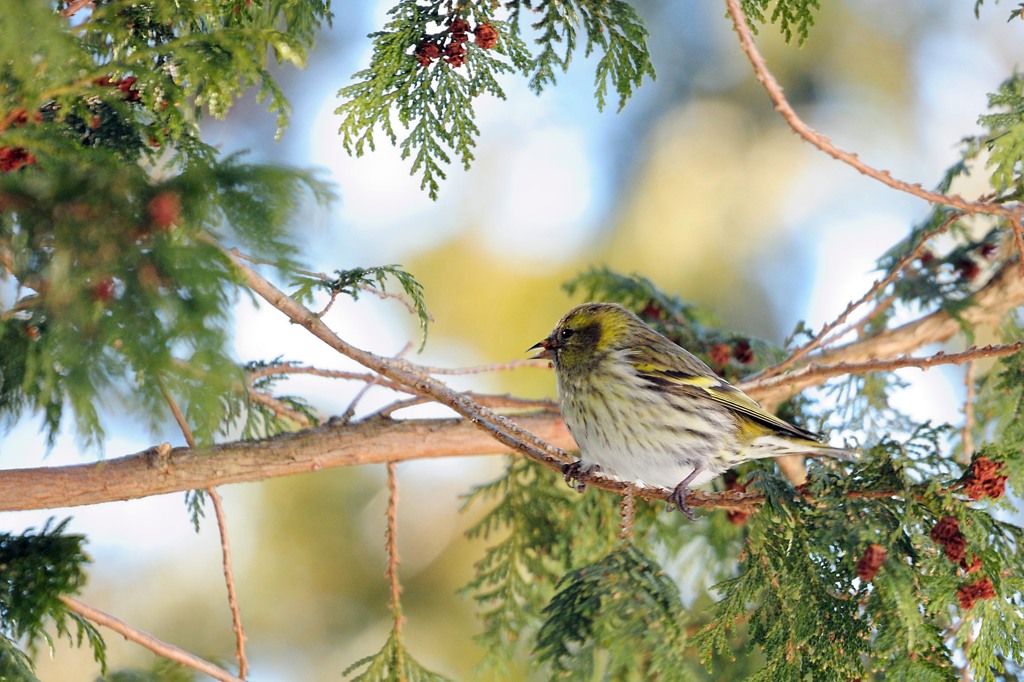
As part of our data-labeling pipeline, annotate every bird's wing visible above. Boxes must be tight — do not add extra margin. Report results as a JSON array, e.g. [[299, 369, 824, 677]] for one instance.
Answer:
[[637, 366, 821, 442]]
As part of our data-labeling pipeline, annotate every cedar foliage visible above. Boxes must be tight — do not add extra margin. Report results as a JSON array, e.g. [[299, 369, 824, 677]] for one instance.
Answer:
[[2, 0, 1024, 680]]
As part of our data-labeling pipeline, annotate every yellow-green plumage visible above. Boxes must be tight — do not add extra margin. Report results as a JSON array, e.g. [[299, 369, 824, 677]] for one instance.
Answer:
[[531, 302, 851, 516]]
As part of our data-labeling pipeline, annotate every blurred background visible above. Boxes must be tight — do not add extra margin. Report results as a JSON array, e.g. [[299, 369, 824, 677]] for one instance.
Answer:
[[2, 0, 1021, 678]]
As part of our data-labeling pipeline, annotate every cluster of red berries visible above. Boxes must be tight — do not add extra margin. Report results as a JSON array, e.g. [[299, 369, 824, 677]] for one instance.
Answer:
[[708, 339, 755, 368], [961, 456, 1007, 500], [929, 515, 996, 610], [415, 19, 498, 68], [919, 240, 999, 283]]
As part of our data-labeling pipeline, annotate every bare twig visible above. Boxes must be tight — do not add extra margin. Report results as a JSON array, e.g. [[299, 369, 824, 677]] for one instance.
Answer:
[[961, 362, 976, 465], [208, 489, 248, 680], [339, 343, 414, 423], [749, 342, 1023, 397], [620, 487, 636, 542], [723, 0, 1022, 219], [216, 241, 572, 469], [248, 391, 313, 428], [158, 382, 248, 680], [761, 214, 957, 380], [1009, 213, 1024, 276], [247, 363, 410, 395], [359, 283, 427, 320], [385, 462, 404, 636], [745, 261, 1024, 409], [422, 359, 550, 375], [60, 596, 244, 682], [60, 0, 93, 17]]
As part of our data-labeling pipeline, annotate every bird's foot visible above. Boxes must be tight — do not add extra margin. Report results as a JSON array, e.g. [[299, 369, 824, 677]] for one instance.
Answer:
[[562, 461, 599, 494], [667, 483, 697, 521]]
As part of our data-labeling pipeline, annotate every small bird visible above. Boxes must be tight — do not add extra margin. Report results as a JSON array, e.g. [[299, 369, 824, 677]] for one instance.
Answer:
[[529, 302, 852, 518]]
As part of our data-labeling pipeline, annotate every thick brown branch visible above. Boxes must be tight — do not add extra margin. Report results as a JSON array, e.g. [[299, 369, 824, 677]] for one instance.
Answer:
[[0, 413, 574, 512]]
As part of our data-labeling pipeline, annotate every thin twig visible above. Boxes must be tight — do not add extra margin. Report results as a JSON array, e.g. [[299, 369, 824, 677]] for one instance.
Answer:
[[60, 0, 93, 17], [620, 487, 635, 542], [385, 462, 404, 636], [749, 342, 1023, 394], [60, 596, 244, 682], [365, 392, 559, 419], [247, 364, 411, 394], [423, 358, 550, 375], [761, 214, 957, 379], [961, 362, 976, 465], [218, 241, 573, 468], [723, 0, 1022, 220], [0, 107, 28, 134], [207, 489, 247, 680], [248, 391, 313, 428], [359, 283, 427, 320], [158, 381, 248, 680], [1009, 213, 1024, 276], [315, 289, 342, 318], [339, 343, 414, 423]]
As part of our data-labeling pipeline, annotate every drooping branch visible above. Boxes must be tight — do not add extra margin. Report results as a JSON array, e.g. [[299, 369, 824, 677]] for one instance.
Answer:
[[723, 0, 1022, 220], [159, 381, 250, 680]]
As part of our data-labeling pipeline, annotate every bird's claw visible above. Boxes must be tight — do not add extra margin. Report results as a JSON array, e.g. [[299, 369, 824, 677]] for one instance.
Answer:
[[667, 484, 697, 521], [562, 460, 597, 494]]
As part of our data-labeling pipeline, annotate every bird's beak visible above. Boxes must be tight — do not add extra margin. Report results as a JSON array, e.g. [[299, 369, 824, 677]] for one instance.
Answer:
[[528, 337, 555, 360]]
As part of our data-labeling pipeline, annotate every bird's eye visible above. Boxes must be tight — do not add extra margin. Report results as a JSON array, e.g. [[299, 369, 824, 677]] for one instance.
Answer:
[[558, 328, 575, 341]]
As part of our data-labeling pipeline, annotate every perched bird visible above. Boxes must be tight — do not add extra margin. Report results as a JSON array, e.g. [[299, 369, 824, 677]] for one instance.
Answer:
[[529, 302, 852, 518]]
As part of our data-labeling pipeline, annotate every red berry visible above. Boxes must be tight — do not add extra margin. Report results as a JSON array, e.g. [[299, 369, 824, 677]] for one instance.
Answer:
[[732, 339, 755, 364], [708, 342, 731, 368], [0, 146, 36, 173], [954, 256, 980, 282], [856, 544, 886, 582], [147, 191, 181, 230], [91, 276, 117, 303], [415, 41, 441, 66], [474, 23, 499, 49], [444, 42, 466, 67], [962, 456, 1007, 500], [956, 577, 995, 610]]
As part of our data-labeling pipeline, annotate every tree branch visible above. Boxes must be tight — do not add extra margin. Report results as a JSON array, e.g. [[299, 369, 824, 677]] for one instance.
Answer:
[[744, 261, 1024, 409], [0, 412, 574, 512], [723, 0, 1022, 219], [2, 255, 1020, 514], [60, 596, 244, 682]]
